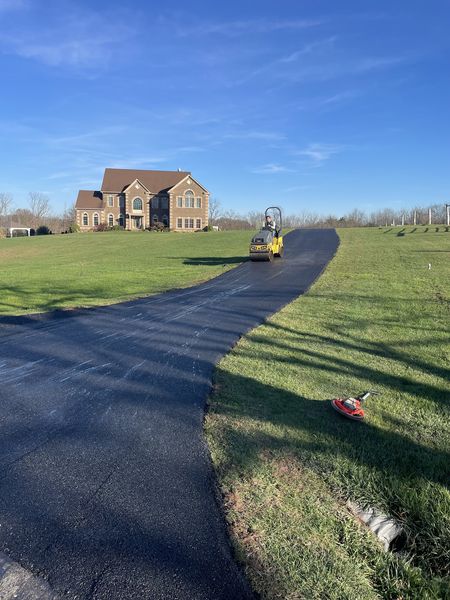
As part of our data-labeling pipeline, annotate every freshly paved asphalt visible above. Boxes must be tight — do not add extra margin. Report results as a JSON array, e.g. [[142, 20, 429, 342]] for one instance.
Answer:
[[0, 229, 339, 600]]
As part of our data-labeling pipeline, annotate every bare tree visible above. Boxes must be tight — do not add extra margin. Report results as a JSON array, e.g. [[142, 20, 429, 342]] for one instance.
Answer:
[[0, 193, 13, 227], [61, 203, 77, 232], [28, 192, 50, 228], [208, 197, 222, 225], [247, 211, 265, 228]]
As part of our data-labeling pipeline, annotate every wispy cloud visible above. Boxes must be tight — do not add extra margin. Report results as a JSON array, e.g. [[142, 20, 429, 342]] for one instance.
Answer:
[[320, 89, 362, 106], [278, 36, 337, 63], [296, 143, 344, 166], [0, 6, 137, 69], [0, 0, 28, 12], [251, 163, 291, 174], [173, 17, 324, 37], [224, 131, 286, 141]]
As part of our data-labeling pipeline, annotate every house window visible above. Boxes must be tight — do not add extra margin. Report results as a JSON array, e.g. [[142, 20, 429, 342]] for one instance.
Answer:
[[177, 196, 183, 208], [108, 195, 114, 207], [133, 197, 143, 211], [82, 213, 88, 226], [119, 196, 125, 208], [153, 214, 158, 223], [162, 214, 168, 226], [118, 215, 124, 227], [93, 213, 99, 226], [108, 213, 114, 227], [153, 197, 159, 209], [160, 197, 168, 209], [196, 197, 202, 208], [177, 217, 183, 228], [196, 218, 202, 229], [185, 190, 194, 208], [185, 218, 194, 229]]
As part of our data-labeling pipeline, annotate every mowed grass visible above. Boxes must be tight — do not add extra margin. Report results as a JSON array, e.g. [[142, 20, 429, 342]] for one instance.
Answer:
[[206, 226, 450, 599], [0, 230, 251, 316]]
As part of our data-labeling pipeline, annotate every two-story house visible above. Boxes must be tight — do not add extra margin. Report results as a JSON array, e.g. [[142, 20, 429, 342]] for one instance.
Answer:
[[75, 168, 209, 232]]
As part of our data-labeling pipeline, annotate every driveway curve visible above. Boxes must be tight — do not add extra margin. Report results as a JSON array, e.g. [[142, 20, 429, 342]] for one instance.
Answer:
[[0, 228, 339, 600]]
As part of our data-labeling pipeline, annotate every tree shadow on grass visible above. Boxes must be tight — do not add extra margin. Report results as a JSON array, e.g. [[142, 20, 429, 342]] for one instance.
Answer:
[[263, 316, 450, 390], [211, 366, 450, 581], [183, 256, 249, 266]]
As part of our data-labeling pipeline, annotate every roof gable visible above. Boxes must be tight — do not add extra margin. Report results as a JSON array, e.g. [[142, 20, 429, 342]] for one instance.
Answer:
[[101, 168, 190, 194], [75, 190, 103, 209], [122, 178, 151, 194], [169, 174, 209, 194]]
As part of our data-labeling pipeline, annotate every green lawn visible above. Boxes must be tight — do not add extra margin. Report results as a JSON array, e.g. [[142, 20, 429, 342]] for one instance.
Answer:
[[206, 226, 450, 600], [0, 230, 251, 316]]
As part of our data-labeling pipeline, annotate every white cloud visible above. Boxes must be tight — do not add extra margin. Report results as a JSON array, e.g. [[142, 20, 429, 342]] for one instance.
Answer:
[[296, 143, 344, 166], [0, 0, 28, 12], [251, 163, 291, 174], [224, 131, 286, 141], [278, 37, 337, 63], [174, 18, 323, 37], [0, 6, 137, 69]]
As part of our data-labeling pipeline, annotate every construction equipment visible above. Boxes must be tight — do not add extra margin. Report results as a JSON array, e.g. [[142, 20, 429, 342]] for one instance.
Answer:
[[249, 207, 284, 261], [331, 390, 379, 421]]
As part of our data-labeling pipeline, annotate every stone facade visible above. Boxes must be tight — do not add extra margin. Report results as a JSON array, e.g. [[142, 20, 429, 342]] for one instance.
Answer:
[[75, 169, 209, 232]]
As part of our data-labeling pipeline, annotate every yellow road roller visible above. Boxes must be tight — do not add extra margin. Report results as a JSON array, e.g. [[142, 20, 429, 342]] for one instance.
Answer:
[[249, 206, 284, 261]]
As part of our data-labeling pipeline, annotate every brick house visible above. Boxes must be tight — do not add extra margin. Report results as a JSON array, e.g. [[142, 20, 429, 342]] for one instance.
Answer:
[[75, 168, 209, 232]]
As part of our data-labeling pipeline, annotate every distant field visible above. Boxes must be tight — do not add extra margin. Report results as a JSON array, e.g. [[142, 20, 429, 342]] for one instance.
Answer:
[[0, 230, 251, 316], [206, 226, 450, 599]]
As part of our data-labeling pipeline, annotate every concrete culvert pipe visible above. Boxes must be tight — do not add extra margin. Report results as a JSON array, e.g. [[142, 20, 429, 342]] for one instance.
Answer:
[[347, 501, 407, 552]]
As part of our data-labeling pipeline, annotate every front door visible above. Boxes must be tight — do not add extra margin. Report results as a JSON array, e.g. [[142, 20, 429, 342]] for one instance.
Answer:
[[132, 216, 143, 229]]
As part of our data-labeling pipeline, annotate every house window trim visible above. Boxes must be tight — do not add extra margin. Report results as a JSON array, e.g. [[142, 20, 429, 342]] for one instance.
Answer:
[[177, 217, 183, 229], [108, 213, 114, 227], [184, 217, 194, 229], [82, 212, 89, 226], [93, 213, 99, 227], [177, 196, 183, 208], [196, 197, 202, 208], [196, 218, 202, 229], [132, 196, 143, 211], [185, 190, 195, 208], [108, 195, 114, 207]]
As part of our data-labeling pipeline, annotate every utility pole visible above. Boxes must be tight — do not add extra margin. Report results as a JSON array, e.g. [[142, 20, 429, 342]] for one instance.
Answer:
[[413, 210, 417, 226], [428, 208, 432, 225]]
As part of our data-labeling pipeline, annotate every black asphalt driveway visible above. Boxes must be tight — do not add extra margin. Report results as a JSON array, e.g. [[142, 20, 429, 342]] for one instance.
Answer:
[[0, 229, 339, 599]]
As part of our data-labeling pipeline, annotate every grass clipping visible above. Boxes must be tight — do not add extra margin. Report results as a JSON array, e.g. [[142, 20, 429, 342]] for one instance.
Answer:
[[206, 227, 450, 600]]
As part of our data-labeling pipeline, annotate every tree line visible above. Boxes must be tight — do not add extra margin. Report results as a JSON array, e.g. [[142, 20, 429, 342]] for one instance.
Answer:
[[208, 198, 450, 230], [0, 192, 76, 234], [1, 193, 448, 235]]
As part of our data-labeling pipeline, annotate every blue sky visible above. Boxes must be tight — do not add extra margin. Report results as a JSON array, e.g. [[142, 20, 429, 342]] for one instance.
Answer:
[[1, 0, 449, 216]]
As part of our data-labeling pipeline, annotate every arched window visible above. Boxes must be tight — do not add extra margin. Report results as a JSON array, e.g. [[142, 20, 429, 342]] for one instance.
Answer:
[[93, 213, 99, 226], [133, 197, 143, 211], [83, 213, 88, 226], [153, 214, 158, 223], [118, 214, 124, 227], [162, 214, 168, 226], [108, 213, 114, 227], [185, 190, 194, 208]]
